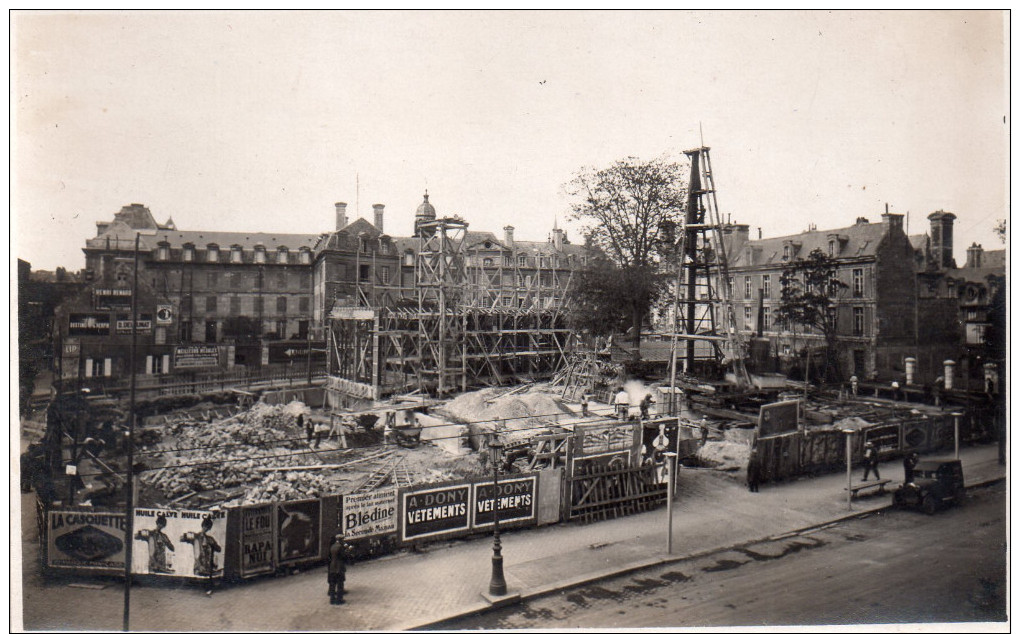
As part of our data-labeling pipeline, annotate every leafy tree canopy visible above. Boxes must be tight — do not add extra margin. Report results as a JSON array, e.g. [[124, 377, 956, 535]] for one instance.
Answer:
[[776, 248, 848, 381]]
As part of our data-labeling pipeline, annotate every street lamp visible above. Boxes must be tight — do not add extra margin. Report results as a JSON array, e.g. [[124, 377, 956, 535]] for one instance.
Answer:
[[842, 429, 854, 511], [488, 431, 507, 596], [663, 451, 678, 554], [951, 412, 962, 459]]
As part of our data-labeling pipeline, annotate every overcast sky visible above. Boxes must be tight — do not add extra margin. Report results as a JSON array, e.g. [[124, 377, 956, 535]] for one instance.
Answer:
[[12, 10, 1008, 271]]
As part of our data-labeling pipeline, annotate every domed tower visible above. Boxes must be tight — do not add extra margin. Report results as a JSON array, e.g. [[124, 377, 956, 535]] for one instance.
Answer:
[[414, 191, 437, 237]]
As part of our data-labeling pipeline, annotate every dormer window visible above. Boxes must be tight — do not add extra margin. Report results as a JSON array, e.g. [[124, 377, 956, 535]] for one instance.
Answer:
[[277, 246, 289, 264], [156, 241, 170, 262], [254, 245, 266, 264], [299, 247, 311, 264], [483, 257, 494, 267], [230, 245, 243, 263], [207, 244, 220, 263], [183, 243, 195, 262], [379, 241, 390, 256], [783, 245, 790, 260], [518, 255, 527, 267], [404, 251, 415, 266], [828, 240, 836, 257]]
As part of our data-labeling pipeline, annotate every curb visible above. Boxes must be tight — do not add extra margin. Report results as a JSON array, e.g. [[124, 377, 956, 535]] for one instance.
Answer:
[[407, 474, 1005, 630]]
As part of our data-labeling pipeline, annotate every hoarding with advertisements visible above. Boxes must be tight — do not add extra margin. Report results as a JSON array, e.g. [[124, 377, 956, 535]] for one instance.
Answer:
[[570, 421, 642, 475], [131, 508, 227, 578], [68, 313, 111, 336], [342, 488, 397, 540], [174, 344, 221, 369], [400, 482, 471, 542], [471, 475, 537, 529], [276, 499, 322, 565], [239, 504, 276, 578], [758, 400, 800, 438], [94, 288, 132, 311], [47, 511, 127, 572]]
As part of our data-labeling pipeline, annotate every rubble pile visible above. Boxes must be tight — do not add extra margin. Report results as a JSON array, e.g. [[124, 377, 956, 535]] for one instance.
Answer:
[[239, 470, 339, 506], [441, 385, 574, 452]]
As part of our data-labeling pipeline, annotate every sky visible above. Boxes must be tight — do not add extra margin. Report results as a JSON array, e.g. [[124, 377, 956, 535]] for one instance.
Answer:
[[11, 10, 1009, 272]]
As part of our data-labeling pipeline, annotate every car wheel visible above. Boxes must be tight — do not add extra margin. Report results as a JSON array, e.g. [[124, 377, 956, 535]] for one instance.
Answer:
[[922, 495, 937, 515]]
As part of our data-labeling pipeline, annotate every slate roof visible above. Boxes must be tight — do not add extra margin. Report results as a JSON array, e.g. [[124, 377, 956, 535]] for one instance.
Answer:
[[725, 219, 892, 267]]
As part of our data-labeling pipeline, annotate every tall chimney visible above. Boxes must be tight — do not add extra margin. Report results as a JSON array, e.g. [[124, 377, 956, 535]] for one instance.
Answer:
[[373, 204, 385, 232], [335, 202, 348, 231], [928, 210, 957, 269], [504, 225, 515, 246], [552, 227, 563, 250], [966, 242, 983, 268]]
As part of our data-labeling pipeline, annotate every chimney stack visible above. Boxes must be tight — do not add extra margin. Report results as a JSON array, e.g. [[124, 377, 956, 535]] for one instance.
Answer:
[[966, 242, 983, 268], [552, 227, 564, 250], [335, 202, 348, 231], [373, 204, 385, 232], [927, 210, 957, 269], [504, 225, 515, 246], [881, 212, 904, 234]]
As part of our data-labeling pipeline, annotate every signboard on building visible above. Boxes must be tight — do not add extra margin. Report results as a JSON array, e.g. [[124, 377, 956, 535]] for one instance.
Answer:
[[156, 304, 174, 325], [471, 475, 537, 529], [62, 339, 80, 356], [174, 345, 221, 369], [47, 511, 127, 572], [68, 313, 110, 336], [342, 488, 398, 540], [276, 499, 322, 565], [758, 400, 800, 438], [400, 483, 471, 542], [238, 504, 276, 578], [94, 288, 132, 311], [131, 508, 227, 578], [115, 314, 153, 333]]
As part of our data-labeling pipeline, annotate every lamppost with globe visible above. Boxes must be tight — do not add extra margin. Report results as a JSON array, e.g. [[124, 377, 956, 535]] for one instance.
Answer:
[[488, 431, 507, 596]]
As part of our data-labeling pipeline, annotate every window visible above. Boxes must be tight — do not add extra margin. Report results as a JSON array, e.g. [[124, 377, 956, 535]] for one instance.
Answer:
[[183, 244, 194, 262], [230, 246, 243, 263], [504, 256, 513, 267], [404, 252, 415, 266], [828, 270, 839, 297], [828, 240, 836, 257], [230, 296, 241, 315], [275, 273, 286, 289], [298, 320, 309, 340], [205, 296, 217, 313], [539, 256, 549, 267], [783, 245, 790, 260], [299, 297, 310, 313], [207, 245, 219, 262], [277, 247, 289, 264], [503, 296, 513, 307], [299, 248, 311, 264], [205, 320, 218, 343], [379, 242, 390, 255], [762, 307, 771, 330], [744, 306, 752, 327], [853, 307, 865, 335], [852, 268, 863, 297], [745, 277, 752, 299], [359, 264, 370, 282], [276, 320, 287, 339], [157, 244, 169, 261], [483, 258, 494, 267], [762, 275, 771, 298], [180, 320, 193, 342], [518, 255, 528, 267], [380, 266, 390, 284], [229, 273, 241, 289], [276, 296, 287, 314], [552, 256, 559, 268], [255, 247, 266, 264], [254, 296, 264, 314]]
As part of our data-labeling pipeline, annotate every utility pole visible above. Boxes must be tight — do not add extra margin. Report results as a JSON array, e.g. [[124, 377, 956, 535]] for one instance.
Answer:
[[123, 233, 140, 632]]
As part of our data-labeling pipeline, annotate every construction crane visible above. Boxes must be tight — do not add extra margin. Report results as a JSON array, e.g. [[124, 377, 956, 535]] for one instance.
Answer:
[[667, 146, 750, 403]]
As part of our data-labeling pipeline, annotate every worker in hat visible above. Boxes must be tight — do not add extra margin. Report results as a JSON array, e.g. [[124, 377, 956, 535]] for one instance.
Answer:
[[862, 441, 881, 482]]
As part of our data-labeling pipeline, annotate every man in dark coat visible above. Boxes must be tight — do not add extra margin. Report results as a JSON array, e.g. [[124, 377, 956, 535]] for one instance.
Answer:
[[746, 447, 762, 493], [328, 534, 349, 605], [862, 442, 881, 481], [902, 452, 920, 484]]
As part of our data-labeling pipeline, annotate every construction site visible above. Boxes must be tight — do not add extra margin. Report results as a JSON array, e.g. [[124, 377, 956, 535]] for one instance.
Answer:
[[25, 147, 997, 584]]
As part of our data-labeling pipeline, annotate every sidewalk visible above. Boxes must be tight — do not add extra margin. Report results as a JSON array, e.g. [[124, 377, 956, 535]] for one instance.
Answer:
[[20, 442, 1005, 631]]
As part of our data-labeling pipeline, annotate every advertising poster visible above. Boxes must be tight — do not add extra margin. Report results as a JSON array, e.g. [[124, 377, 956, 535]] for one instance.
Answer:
[[68, 313, 110, 336], [239, 504, 275, 578], [174, 344, 221, 369], [401, 483, 471, 542], [276, 499, 322, 564], [48, 511, 127, 572], [132, 508, 226, 578], [472, 475, 537, 529], [343, 488, 397, 540], [641, 420, 680, 485]]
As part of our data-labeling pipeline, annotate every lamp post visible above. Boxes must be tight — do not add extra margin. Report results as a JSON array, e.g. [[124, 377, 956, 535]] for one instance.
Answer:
[[842, 429, 854, 511], [664, 451, 678, 554], [488, 432, 507, 596], [952, 412, 962, 459]]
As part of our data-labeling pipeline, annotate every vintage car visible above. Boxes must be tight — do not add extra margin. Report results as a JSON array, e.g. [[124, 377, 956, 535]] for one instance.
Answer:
[[892, 458, 965, 514]]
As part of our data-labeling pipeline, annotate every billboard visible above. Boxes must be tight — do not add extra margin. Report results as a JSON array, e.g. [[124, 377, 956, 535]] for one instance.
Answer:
[[276, 499, 322, 565], [68, 313, 111, 336], [401, 483, 471, 542], [570, 421, 642, 475], [758, 400, 800, 438], [472, 475, 537, 529], [239, 504, 276, 578], [94, 288, 132, 311], [343, 488, 397, 540], [174, 344, 221, 369], [48, 511, 127, 572], [131, 508, 227, 578]]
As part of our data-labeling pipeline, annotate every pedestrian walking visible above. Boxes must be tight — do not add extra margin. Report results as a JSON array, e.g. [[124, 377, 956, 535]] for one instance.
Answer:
[[746, 446, 761, 493], [580, 393, 589, 417], [862, 441, 881, 481], [300, 413, 312, 443], [615, 387, 630, 422], [327, 534, 350, 605], [902, 451, 919, 484], [933, 375, 945, 409]]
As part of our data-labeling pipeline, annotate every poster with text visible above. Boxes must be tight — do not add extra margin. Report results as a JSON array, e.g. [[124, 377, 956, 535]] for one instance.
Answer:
[[343, 488, 397, 540], [239, 504, 276, 577], [472, 475, 537, 529], [401, 483, 471, 542], [132, 508, 226, 578], [48, 511, 127, 572], [276, 499, 322, 565]]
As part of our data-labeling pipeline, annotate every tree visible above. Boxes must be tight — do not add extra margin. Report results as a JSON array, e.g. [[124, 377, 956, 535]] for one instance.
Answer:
[[567, 256, 663, 340], [775, 249, 848, 382], [565, 156, 688, 359], [994, 219, 1006, 244]]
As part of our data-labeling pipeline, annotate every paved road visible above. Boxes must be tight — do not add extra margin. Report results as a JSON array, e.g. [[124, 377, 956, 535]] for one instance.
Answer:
[[441, 481, 1008, 629]]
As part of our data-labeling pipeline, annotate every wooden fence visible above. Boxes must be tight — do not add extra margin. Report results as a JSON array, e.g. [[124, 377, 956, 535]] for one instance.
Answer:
[[564, 462, 667, 523]]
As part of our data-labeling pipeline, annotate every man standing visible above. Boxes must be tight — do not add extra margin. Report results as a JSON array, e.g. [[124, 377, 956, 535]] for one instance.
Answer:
[[746, 446, 762, 493], [902, 452, 919, 484], [328, 534, 349, 605], [862, 442, 881, 482], [580, 393, 589, 417], [615, 387, 630, 422]]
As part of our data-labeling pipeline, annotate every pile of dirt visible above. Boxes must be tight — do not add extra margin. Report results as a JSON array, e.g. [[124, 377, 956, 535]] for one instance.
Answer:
[[439, 384, 575, 451], [695, 427, 754, 472]]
